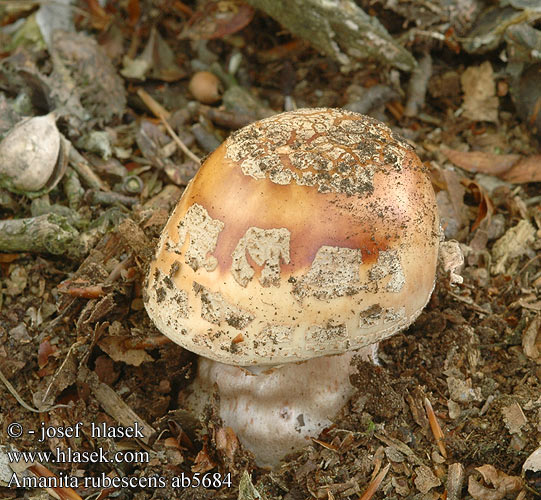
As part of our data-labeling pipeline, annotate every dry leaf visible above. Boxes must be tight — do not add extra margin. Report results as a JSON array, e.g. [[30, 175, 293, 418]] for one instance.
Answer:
[[37, 340, 55, 369], [461, 62, 499, 122], [468, 464, 523, 500], [215, 426, 238, 462], [501, 402, 527, 435], [503, 155, 541, 183], [462, 179, 494, 233], [491, 220, 536, 275], [523, 447, 541, 495], [85, 0, 112, 30], [122, 27, 186, 81], [442, 168, 467, 227], [522, 315, 541, 363], [98, 336, 153, 367], [192, 438, 217, 473], [414, 465, 441, 494], [238, 470, 269, 500], [94, 354, 120, 385], [441, 147, 520, 176], [182, 0, 254, 40], [442, 147, 541, 183]]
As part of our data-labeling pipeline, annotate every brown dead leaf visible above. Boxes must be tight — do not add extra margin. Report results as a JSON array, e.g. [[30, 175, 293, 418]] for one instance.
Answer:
[[122, 26, 186, 82], [86, 0, 113, 30], [192, 438, 218, 473], [215, 426, 239, 462], [491, 220, 536, 275], [442, 147, 541, 183], [462, 179, 494, 233], [502, 155, 541, 183], [182, 0, 254, 40], [522, 315, 541, 363], [501, 402, 527, 435], [127, 0, 141, 26], [414, 465, 441, 494], [94, 354, 120, 385], [38, 339, 55, 369], [468, 464, 523, 500], [98, 336, 153, 367], [0, 253, 21, 263], [442, 168, 467, 227], [441, 147, 520, 176]]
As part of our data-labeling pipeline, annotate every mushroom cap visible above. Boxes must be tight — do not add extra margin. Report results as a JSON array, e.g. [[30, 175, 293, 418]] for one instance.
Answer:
[[145, 108, 440, 366]]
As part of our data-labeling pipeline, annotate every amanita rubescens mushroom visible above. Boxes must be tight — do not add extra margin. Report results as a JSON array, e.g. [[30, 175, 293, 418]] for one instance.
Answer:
[[144, 108, 440, 466]]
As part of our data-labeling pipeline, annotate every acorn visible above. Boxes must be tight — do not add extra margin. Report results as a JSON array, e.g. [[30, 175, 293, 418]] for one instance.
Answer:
[[0, 113, 68, 198], [188, 71, 222, 104]]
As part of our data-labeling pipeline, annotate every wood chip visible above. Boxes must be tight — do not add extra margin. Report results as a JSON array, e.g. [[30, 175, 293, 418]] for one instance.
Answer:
[[446, 463, 465, 500], [79, 366, 156, 444], [414, 464, 441, 494], [502, 402, 527, 435]]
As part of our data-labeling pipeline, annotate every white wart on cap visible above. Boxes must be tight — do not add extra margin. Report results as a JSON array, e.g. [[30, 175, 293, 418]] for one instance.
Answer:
[[144, 107, 440, 366]]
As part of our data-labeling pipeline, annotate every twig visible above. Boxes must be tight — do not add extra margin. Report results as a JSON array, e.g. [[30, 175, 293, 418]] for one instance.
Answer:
[[63, 167, 84, 209], [85, 189, 138, 207], [0, 366, 70, 413], [68, 143, 109, 191], [374, 433, 423, 465], [136, 88, 201, 165], [479, 394, 495, 416], [425, 397, 447, 458], [358, 463, 390, 500], [446, 463, 465, 500], [404, 52, 432, 117], [79, 366, 156, 444], [448, 291, 489, 314], [0, 214, 82, 258], [28, 463, 84, 500], [160, 115, 201, 165], [136, 87, 171, 119], [345, 85, 399, 115]]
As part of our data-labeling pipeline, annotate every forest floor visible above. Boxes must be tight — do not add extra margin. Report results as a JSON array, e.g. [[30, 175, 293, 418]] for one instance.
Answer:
[[0, 1, 540, 499]]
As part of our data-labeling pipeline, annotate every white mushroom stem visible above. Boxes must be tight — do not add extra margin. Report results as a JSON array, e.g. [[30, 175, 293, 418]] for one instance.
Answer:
[[186, 345, 378, 468]]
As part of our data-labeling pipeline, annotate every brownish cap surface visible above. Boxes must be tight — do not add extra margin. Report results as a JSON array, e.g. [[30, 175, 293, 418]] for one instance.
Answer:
[[145, 108, 440, 366]]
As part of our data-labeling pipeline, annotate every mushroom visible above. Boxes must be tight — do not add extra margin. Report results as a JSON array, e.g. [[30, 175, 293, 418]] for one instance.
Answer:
[[144, 107, 440, 467]]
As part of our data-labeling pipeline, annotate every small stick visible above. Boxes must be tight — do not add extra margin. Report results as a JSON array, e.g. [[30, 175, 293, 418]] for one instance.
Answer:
[[404, 52, 432, 117], [0, 366, 70, 413], [57, 283, 108, 299], [358, 463, 390, 500], [160, 115, 201, 166], [28, 463, 84, 500], [85, 189, 138, 207], [0, 214, 82, 258], [425, 397, 448, 458], [137, 87, 170, 119], [63, 167, 84, 209], [68, 144, 109, 191], [446, 463, 465, 500], [79, 366, 156, 444], [136, 88, 201, 165]]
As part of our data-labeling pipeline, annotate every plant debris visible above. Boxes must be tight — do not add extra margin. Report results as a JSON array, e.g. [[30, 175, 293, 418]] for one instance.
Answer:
[[0, 0, 540, 499]]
